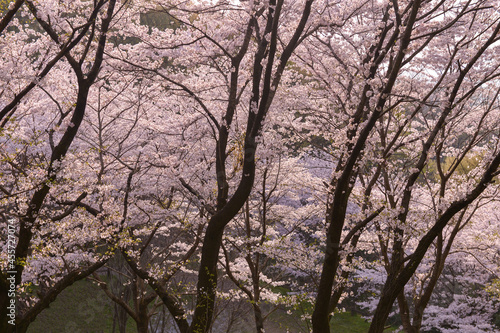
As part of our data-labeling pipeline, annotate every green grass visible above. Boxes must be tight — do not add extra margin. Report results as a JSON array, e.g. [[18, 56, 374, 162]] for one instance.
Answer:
[[27, 279, 136, 333], [247, 301, 397, 333], [26, 279, 396, 333], [330, 312, 396, 332], [330, 312, 372, 332]]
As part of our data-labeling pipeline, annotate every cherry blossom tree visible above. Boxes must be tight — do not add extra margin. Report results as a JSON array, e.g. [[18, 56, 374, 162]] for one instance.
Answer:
[[0, 1, 119, 331], [281, 0, 500, 332], [99, 0, 319, 331]]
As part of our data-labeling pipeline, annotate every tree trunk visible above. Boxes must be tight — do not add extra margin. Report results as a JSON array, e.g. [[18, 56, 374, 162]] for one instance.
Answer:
[[136, 320, 149, 333], [253, 303, 265, 333]]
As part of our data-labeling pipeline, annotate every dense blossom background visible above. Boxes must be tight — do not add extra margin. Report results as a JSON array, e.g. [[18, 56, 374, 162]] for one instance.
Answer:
[[0, 0, 500, 332]]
